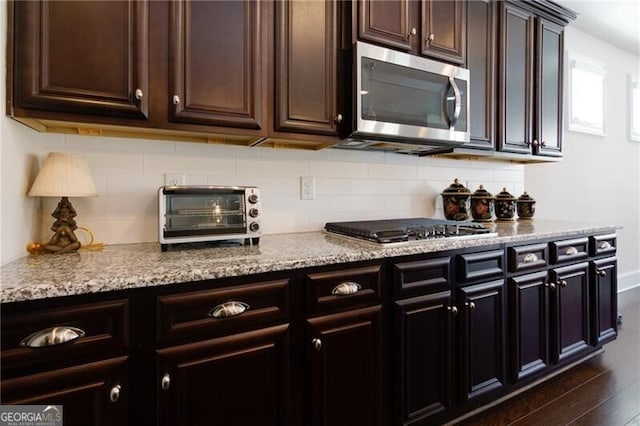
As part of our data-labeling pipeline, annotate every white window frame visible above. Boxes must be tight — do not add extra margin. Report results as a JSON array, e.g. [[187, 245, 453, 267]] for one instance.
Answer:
[[567, 51, 607, 136], [628, 74, 640, 142]]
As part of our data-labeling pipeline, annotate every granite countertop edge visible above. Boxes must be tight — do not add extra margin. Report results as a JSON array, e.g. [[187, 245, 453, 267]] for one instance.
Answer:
[[0, 221, 619, 303]]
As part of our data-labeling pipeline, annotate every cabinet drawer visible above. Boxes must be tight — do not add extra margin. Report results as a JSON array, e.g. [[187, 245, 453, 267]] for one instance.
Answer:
[[590, 234, 617, 257], [457, 249, 505, 283], [305, 264, 382, 315], [157, 279, 289, 346], [507, 243, 548, 273], [393, 256, 451, 298], [1, 299, 129, 375], [550, 237, 588, 264]]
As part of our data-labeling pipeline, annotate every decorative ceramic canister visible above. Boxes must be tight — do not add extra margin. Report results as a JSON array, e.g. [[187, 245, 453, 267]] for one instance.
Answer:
[[441, 178, 471, 221], [470, 185, 494, 222], [516, 192, 536, 219], [494, 187, 517, 221]]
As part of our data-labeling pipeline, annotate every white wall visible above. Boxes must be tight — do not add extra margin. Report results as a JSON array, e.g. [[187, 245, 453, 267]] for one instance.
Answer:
[[526, 26, 640, 292]]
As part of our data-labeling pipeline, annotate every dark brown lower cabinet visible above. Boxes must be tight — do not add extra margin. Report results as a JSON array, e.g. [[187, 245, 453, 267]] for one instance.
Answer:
[[157, 324, 290, 426], [0, 357, 129, 426], [394, 291, 452, 426], [550, 262, 590, 363], [591, 257, 618, 346], [508, 271, 550, 382], [306, 305, 382, 426], [457, 280, 506, 403]]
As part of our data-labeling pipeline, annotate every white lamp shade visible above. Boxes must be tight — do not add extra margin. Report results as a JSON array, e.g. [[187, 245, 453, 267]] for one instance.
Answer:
[[28, 152, 97, 197]]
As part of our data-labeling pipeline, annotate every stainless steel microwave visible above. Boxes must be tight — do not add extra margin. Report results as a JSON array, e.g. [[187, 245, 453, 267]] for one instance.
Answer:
[[340, 41, 470, 155], [158, 186, 261, 250]]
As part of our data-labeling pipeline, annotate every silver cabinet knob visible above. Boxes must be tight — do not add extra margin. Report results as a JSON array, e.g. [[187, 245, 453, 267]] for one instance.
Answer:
[[312, 338, 322, 351], [523, 253, 538, 263], [408, 27, 417, 37], [447, 305, 458, 316], [334, 114, 343, 123], [546, 282, 556, 290], [161, 374, 171, 391], [596, 269, 607, 277], [465, 301, 476, 311], [427, 33, 435, 43], [172, 95, 180, 106], [109, 385, 121, 403], [135, 89, 143, 100], [558, 280, 568, 288]]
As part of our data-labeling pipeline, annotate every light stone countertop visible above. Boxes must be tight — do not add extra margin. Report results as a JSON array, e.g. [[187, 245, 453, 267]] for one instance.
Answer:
[[0, 220, 618, 303]]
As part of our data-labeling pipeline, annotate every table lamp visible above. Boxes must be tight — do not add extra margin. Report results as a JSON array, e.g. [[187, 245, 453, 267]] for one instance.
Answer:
[[28, 152, 97, 254]]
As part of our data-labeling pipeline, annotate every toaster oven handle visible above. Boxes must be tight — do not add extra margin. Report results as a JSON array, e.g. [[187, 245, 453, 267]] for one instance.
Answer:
[[447, 76, 462, 129]]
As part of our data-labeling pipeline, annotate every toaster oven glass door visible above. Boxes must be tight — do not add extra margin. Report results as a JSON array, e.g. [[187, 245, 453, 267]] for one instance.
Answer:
[[164, 192, 246, 237]]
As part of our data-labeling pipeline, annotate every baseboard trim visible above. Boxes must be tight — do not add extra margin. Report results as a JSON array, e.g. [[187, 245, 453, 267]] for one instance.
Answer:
[[618, 271, 640, 293]]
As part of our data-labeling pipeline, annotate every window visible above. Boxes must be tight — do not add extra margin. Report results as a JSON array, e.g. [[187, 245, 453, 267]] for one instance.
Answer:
[[567, 51, 607, 136], [628, 74, 640, 142]]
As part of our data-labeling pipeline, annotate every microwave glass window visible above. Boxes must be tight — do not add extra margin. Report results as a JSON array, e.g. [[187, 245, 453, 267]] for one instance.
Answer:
[[165, 193, 246, 234], [361, 57, 467, 131]]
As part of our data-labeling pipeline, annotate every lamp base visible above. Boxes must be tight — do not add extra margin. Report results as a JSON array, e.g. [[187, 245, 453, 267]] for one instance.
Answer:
[[43, 197, 82, 254]]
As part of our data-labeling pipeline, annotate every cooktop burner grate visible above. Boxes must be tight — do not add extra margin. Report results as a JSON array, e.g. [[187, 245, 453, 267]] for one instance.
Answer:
[[324, 218, 495, 244]]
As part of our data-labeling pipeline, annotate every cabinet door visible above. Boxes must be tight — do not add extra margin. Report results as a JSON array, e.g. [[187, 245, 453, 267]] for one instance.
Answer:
[[465, 0, 496, 150], [358, 0, 413, 51], [157, 325, 290, 426], [12, 0, 148, 119], [550, 263, 590, 363], [421, 0, 466, 64], [1, 357, 128, 426], [169, 0, 264, 130], [591, 258, 618, 346], [275, 0, 340, 136], [535, 18, 564, 157], [458, 280, 506, 403], [508, 271, 550, 382], [498, 3, 534, 154], [307, 305, 382, 426], [394, 291, 452, 426]]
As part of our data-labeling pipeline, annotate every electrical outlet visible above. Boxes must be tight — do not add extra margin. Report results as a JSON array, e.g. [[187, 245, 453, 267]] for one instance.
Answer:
[[164, 173, 185, 186], [301, 176, 315, 200]]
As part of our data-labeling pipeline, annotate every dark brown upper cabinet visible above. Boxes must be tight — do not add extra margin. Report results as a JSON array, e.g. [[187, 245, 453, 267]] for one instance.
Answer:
[[357, 0, 413, 51], [11, 0, 149, 120], [535, 18, 564, 157], [357, 0, 465, 64], [498, 2, 535, 155], [498, 2, 566, 158], [421, 0, 466, 64], [169, 1, 263, 130], [465, 0, 496, 150], [274, 0, 341, 137]]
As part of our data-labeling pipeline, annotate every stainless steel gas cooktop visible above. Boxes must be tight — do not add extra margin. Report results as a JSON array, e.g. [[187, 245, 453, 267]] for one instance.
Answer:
[[324, 218, 497, 245]]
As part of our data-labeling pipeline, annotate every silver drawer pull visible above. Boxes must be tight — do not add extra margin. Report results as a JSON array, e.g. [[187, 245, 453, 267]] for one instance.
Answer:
[[331, 281, 362, 296], [110, 385, 121, 403], [523, 253, 538, 263], [565, 246, 579, 256], [208, 301, 250, 318], [20, 326, 85, 348], [599, 241, 612, 250]]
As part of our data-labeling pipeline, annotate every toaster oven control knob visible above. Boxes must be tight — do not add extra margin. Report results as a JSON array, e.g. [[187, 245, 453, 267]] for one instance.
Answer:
[[249, 208, 259, 218], [248, 194, 259, 204], [249, 222, 260, 232]]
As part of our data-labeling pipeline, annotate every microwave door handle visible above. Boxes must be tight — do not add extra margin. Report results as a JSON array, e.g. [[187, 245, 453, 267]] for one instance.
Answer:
[[448, 76, 462, 129]]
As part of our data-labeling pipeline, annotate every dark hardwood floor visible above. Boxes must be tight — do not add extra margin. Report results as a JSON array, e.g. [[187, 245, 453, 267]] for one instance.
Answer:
[[461, 286, 640, 426]]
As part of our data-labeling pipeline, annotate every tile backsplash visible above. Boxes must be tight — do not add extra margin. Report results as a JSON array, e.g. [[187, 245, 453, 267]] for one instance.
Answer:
[[35, 134, 524, 245]]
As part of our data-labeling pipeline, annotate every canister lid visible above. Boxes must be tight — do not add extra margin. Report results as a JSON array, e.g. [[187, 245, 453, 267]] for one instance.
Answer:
[[471, 185, 493, 199], [496, 187, 516, 200], [517, 191, 536, 202], [441, 178, 471, 195]]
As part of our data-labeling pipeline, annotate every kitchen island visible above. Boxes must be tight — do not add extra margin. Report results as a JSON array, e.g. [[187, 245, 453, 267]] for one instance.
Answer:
[[0, 220, 619, 426]]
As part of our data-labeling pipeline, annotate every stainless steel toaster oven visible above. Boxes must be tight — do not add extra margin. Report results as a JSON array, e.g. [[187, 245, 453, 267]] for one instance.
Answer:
[[158, 186, 261, 251]]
